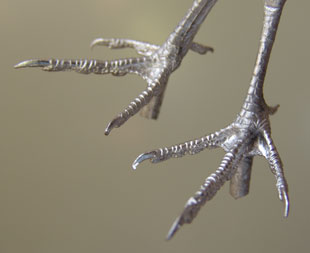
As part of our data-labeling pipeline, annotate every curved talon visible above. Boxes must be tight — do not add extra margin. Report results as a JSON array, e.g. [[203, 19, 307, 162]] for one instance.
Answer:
[[90, 38, 111, 50], [14, 59, 50, 69], [281, 189, 290, 217], [104, 118, 121, 136], [132, 152, 157, 170], [166, 217, 181, 240], [165, 197, 202, 240]]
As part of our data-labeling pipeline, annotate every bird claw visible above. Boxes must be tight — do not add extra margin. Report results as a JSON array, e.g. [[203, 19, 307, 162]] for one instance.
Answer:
[[132, 151, 157, 170], [14, 59, 50, 69], [279, 186, 289, 217], [90, 38, 114, 49], [166, 216, 182, 240], [104, 117, 123, 136]]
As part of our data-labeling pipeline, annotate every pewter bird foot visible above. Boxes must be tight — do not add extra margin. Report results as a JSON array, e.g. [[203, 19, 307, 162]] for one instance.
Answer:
[[134, 0, 289, 239], [134, 99, 290, 240], [15, 0, 217, 135]]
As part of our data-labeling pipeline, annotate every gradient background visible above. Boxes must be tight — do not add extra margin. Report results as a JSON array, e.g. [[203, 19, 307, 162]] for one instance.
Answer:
[[1, 0, 309, 252]]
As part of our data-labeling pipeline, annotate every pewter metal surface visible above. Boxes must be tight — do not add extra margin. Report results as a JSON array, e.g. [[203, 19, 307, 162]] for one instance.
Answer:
[[14, 0, 216, 135], [133, 0, 289, 240]]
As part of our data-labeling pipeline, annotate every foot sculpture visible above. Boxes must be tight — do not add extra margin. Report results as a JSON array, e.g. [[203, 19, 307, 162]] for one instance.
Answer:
[[133, 0, 289, 240], [14, 0, 216, 135]]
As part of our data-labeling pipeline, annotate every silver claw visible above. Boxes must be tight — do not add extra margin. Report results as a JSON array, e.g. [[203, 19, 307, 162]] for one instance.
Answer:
[[14, 59, 50, 69], [281, 188, 290, 217], [166, 217, 181, 240], [90, 38, 112, 50], [104, 118, 120, 136], [132, 152, 157, 170]]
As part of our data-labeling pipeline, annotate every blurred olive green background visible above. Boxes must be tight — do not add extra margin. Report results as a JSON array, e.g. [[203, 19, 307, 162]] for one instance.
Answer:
[[1, 0, 309, 252]]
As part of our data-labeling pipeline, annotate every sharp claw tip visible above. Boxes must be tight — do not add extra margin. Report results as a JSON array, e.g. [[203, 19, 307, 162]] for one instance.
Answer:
[[14, 61, 30, 69], [90, 41, 97, 50], [166, 232, 174, 241], [166, 219, 181, 241], [281, 191, 289, 217], [104, 124, 112, 136], [284, 203, 289, 217], [14, 59, 50, 69], [131, 155, 144, 170], [90, 38, 104, 50], [132, 162, 138, 170], [132, 152, 156, 170], [104, 119, 120, 136], [166, 235, 172, 241], [14, 63, 21, 69], [104, 126, 111, 135], [132, 157, 141, 170]]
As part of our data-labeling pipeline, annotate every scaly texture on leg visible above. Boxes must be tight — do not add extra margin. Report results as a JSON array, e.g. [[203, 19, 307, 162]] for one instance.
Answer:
[[134, 0, 289, 239], [105, 86, 156, 135], [139, 89, 166, 119], [15, 57, 150, 76], [15, 0, 216, 135]]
